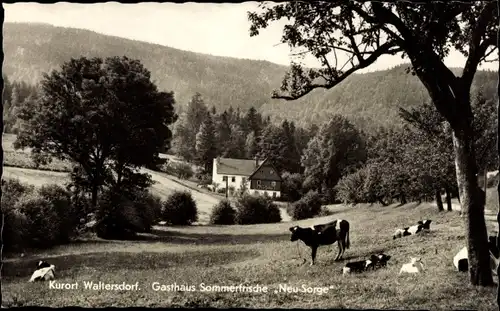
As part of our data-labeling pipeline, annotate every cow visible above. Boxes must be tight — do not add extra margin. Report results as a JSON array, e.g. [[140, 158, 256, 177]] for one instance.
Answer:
[[393, 220, 432, 239], [289, 219, 350, 265], [29, 261, 56, 282], [373, 253, 392, 268], [453, 244, 500, 274], [343, 253, 391, 275], [343, 259, 375, 275], [399, 257, 425, 274]]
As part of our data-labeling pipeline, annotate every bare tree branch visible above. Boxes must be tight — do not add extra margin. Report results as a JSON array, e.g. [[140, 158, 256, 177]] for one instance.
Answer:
[[272, 42, 399, 100], [462, 2, 498, 87]]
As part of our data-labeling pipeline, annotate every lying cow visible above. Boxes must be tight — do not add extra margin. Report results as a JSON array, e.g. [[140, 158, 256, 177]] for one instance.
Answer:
[[29, 261, 56, 282], [289, 219, 350, 265], [453, 245, 499, 275], [399, 257, 425, 274], [343, 253, 391, 275], [393, 220, 432, 240]]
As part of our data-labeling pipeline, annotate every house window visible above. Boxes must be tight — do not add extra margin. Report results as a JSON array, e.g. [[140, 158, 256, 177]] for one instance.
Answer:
[[257, 180, 261, 186], [272, 192, 277, 198], [231, 176, 235, 182], [222, 176, 227, 181], [271, 181, 276, 187]]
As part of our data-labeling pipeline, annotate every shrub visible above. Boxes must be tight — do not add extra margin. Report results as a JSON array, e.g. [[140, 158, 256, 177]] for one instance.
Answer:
[[95, 190, 138, 239], [15, 193, 61, 248], [318, 206, 335, 217], [163, 161, 194, 180], [95, 187, 164, 239], [162, 190, 198, 225], [217, 187, 226, 194], [235, 194, 281, 224], [196, 172, 212, 185], [3, 203, 29, 252], [37, 184, 77, 243], [334, 168, 368, 205], [2, 178, 35, 210], [286, 190, 323, 220], [281, 172, 304, 202], [132, 190, 163, 232], [209, 199, 236, 225]]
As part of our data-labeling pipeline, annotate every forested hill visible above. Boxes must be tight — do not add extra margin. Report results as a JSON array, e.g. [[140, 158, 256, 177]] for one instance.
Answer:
[[3, 22, 498, 129]]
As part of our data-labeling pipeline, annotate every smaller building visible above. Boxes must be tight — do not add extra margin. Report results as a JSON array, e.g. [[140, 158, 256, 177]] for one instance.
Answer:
[[212, 157, 282, 198]]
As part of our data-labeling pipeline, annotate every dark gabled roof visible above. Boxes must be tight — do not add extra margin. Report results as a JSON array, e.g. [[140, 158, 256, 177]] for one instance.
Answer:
[[214, 157, 264, 176], [248, 158, 283, 182]]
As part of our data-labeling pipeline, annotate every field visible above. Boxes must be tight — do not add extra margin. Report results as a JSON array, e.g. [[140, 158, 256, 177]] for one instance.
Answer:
[[3, 133, 500, 309], [3, 197, 500, 309]]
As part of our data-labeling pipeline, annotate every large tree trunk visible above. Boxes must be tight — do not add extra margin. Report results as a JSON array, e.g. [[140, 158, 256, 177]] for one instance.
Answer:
[[496, 1, 500, 305], [435, 189, 444, 211], [445, 187, 453, 211], [452, 128, 493, 286]]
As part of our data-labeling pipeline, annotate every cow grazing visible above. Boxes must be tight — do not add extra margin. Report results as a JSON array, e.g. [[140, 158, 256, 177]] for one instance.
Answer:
[[393, 220, 432, 240], [29, 261, 56, 282], [289, 219, 350, 265], [399, 257, 425, 274], [453, 245, 500, 274]]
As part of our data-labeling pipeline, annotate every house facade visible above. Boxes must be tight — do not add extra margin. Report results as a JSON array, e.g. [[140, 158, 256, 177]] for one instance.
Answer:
[[212, 157, 282, 198]]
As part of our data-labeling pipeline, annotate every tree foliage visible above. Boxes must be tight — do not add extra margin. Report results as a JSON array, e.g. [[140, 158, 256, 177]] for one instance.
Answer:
[[14, 56, 177, 207]]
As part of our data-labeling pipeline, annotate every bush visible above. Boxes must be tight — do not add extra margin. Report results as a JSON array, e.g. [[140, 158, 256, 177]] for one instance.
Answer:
[[37, 184, 77, 243], [163, 161, 194, 180], [3, 203, 29, 252], [196, 172, 212, 185], [2, 178, 35, 211], [95, 190, 138, 239], [281, 172, 304, 202], [286, 190, 323, 220], [15, 193, 62, 248], [235, 194, 281, 224], [2, 179, 82, 250], [209, 199, 236, 225], [334, 168, 368, 205], [162, 190, 198, 225], [95, 188, 163, 239]]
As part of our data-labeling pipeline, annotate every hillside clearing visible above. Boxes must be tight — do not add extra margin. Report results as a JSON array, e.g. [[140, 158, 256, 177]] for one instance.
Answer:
[[3, 201, 499, 309]]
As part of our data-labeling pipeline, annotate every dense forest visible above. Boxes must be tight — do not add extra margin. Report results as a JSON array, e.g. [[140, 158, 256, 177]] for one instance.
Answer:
[[3, 22, 498, 130]]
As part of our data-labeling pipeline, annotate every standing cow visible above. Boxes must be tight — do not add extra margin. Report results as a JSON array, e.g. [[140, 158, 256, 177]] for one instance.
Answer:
[[289, 219, 350, 265]]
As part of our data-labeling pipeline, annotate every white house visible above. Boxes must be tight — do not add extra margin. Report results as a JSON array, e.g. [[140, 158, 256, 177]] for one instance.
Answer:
[[212, 157, 282, 198]]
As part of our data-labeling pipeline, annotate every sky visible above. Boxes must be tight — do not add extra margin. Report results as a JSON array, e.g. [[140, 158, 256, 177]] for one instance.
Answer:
[[3, 2, 498, 72]]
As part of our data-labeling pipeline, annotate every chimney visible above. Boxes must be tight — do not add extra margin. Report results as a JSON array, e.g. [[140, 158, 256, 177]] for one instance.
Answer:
[[255, 156, 258, 167]]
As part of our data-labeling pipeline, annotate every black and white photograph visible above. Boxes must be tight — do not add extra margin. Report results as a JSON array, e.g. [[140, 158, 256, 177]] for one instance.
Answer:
[[2, 1, 500, 309]]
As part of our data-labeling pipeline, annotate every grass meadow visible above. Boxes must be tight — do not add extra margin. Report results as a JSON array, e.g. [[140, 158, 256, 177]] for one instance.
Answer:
[[3, 132, 500, 309], [3, 198, 500, 309]]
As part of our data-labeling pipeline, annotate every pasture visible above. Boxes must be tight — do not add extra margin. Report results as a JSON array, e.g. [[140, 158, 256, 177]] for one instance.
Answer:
[[3, 199, 499, 309]]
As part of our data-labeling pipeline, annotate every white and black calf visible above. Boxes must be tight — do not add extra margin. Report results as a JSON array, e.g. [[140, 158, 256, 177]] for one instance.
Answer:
[[393, 220, 432, 240], [343, 253, 391, 275], [29, 261, 56, 282], [289, 219, 350, 265]]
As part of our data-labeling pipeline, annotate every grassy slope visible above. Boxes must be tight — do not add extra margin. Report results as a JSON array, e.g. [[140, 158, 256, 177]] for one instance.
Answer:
[[3, 199, 499, 309]]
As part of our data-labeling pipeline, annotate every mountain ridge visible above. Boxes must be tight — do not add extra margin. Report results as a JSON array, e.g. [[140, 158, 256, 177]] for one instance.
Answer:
[[3, 22, 498, 129]]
